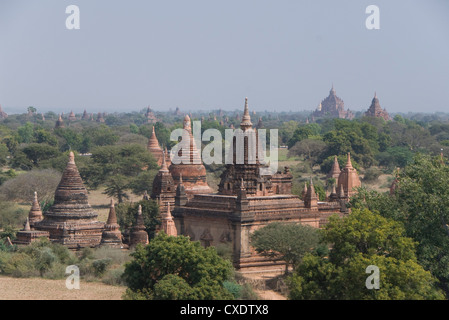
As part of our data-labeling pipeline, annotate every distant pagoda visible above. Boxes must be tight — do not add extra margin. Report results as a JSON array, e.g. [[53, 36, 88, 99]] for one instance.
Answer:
[[55, 114, 65, 128], [68, 111, 77, 121], [312, 85, 354, 120], [145, 106, 158, 124], [0, 105, 8, 119], [35, 152, 105, 249], [364, 92, 390, 121], [81, 109, 89, 120]]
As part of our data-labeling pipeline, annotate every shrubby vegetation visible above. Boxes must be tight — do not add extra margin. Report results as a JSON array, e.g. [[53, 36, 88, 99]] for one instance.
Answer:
[[0, 238, 131, 285]]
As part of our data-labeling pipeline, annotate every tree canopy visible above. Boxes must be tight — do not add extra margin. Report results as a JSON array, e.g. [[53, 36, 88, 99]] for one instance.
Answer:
[[122, 233, 234, 300], [288, 209, 444, 300]]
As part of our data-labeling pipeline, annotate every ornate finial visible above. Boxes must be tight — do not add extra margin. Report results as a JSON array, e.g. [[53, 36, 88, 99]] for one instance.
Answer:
[[167, 201, 170, 214], [69, 151, 75, 164], [161, 151, 168, 172], [240, 97, 252, 130], [34, 191, 38, 201], [110, 198, 115, 207], [345, 152, 353, 168], [179, 173, 183, 184], [24, 217, 31, 231], [138, 205, 142, 215], [183, 114, 192, 132]]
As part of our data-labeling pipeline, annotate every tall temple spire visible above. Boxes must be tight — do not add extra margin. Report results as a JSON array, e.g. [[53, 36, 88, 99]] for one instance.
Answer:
[[337, 152, 361, 199], [160, 150, 169, 172], [304, 177, 318, 209], [23, 217, 31, 231], [129, 204, 149, 247], [101, 198, 123, 247], [147, 125, 164, 166], [345, 152, 353, 168], [240, 97, 253, 131], [107, 199, 118, 225], [161, 202, 177, 237], [183, 114, 192, 133], [328, 155, 341, 180], [28, 191, 43, 230]]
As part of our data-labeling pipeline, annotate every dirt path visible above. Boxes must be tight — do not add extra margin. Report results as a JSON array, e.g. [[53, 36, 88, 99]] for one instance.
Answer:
[[0, 276, 126, 300]]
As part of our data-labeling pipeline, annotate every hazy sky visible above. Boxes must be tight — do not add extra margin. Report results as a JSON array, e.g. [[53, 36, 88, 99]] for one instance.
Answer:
[[0, 0, 448, 114]]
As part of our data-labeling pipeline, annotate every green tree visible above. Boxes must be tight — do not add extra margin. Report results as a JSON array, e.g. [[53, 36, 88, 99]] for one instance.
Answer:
[[250, 222, 320, 273], [21, 143, 60, 167], [351, 154, 449, 296], [17, 122, 34, 144], [82, 144, 158, 202], [288, 139, 326, 166], [116, 199, 160, 241], [288, 209, 444, 300], [122, 233, 234, 300]]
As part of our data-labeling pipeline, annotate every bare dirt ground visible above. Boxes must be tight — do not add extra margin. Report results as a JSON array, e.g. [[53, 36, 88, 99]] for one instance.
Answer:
[[0, 274, 286, 300], [0, 276, 126, 300]]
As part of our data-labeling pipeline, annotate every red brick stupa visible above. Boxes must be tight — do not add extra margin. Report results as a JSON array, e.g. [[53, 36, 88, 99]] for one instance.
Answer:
[[101, 199, 123, 247], [169, 114, 212, 198], [35, 152, 105, 249], [337, 153, 361, 199]]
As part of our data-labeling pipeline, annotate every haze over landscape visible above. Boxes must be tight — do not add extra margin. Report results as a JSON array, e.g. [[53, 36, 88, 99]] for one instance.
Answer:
[[1, 0, 448, 114]]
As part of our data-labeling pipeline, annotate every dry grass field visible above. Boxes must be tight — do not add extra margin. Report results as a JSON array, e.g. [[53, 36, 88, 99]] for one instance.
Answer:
[[0, 276, 126, 300]]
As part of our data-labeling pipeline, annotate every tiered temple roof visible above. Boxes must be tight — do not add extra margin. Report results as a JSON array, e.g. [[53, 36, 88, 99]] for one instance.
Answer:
[[327, 156, 341, 181], [55, 114, 65, 128], [312, 85, 354, 120], [35, 152, 105, 249], [145, 106, 158, 124], [160, 202, 177, 237], [364, 93, 390, 121], [151, 152, 176, 212], [147, 126, 164, 166], [337, 153, 361, 199], [172, 98, 348, 272], [169, 114, 212, 197], [81, 109, 89, 120], [68, 111, 77, 121]]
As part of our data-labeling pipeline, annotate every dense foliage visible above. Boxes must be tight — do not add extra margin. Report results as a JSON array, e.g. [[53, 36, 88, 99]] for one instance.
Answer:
[[288, 209, 444, 300], [350, 154, 449, 297], [122, 233, 234, 300]]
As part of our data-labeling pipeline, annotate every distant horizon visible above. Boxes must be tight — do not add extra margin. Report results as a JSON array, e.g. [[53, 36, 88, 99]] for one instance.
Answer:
[[1, 1, 448, 114]]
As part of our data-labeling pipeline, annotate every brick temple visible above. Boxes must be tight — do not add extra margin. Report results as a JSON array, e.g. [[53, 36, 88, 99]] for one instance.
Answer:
[[364, 92, 391, 121], [312, 85, 354, 120], [168, 98, 360, 272], [14, 99, 361, 274], [33, 152, 105, 248]]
